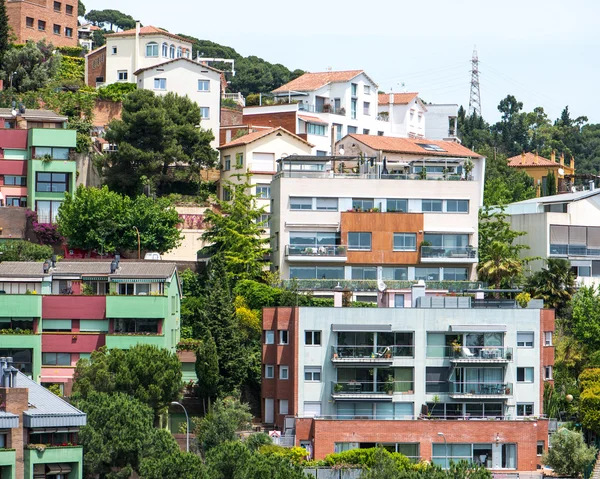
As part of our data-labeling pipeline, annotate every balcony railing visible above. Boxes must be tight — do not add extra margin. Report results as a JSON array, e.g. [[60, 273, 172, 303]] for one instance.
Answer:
[[450, 382, 513, 396], [428, 346, 513, 360], [421, 246, 477, 260], [332, 345, 414, 359], [332, 380, 414, 395], [222, 92, 245, 107], [275, 171, 470, 181], [298, 104, 346, 115], [281, 279, 482, 292], [285, 245, 346, 257], [550, 244, 600, 257]]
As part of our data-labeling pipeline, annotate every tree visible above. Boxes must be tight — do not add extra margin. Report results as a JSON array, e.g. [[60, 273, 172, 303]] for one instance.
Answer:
[[477, 241, 523, 290], [0, 0, 9, 62], [72, 345, 182, 421], [78, 0, 85, 17], [206, 440, 252, 479], [543, 428, 596, 477], [139, 451, 208, 479], [546, 169, 557, 196], [478, 207, 529, 263], [92, 28, 106, 48], [0, 240, 52, 262], [104, 89, 217, 196], [360, 447, 402, 479], [195, 333, 219, 414], [57, 185, 183, 254], [525, 258, 576, 318], [84, 9, 135, 31], [0, 40, 61, 92], [579, 369, 600, 434], [201, 172, 270, 282], [571, 287, 600, 352], [194, 397, 252, 455]]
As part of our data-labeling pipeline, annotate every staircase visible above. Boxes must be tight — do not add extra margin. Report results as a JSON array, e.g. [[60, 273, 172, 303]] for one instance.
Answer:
[[588, 452, 600, 479]]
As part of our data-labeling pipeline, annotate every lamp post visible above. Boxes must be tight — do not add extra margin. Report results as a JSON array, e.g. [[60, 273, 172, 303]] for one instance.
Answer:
[[171, 401, 189, 452], [133, 226, 140, 259], [438, 432, 447, 469]]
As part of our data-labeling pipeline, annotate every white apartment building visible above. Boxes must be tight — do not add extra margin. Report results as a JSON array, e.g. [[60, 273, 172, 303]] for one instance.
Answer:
[[269, 140, 485, 292], [502, 188, 600, 287]]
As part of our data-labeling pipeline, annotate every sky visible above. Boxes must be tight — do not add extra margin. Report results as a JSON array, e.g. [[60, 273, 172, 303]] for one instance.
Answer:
[[83, 0, 600, 124]]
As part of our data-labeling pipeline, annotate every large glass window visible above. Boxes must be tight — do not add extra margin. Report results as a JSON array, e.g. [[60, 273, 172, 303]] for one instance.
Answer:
[[0, 349, 33, 375], [0, 318, 34, 331], [307, 123, 326, 135], [289, 231, 339, 251], [387, 199, 407, 212], [34, 147, 69, 160], [424, 234, 468, 247], [114, 318, 160, 334], [426, 367, 450, 393], [415, 267, 440, 281], [4, 175, 27, 186], [289, 266, 344, 279], [432, 444, 472, 468], [443, 268, 468, 280], [351, 267, 377, 280], [36, 173, 69, 193], [42, 352, 71, 365], [516, 403, 534, 416], [422, 199, 443, 212], [382, 267, 408, 280], [348, 232, 371, 251], [35, 200, 61, 223], [352, 198, 374, 211], [393, 233, 417, 251], [447, 200, 469, 213], [290, 197, 312, 210]]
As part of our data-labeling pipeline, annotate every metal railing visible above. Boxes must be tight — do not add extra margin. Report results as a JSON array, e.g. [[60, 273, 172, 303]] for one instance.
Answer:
[[275, 171, 471, 181], [281, 279, 483, 292], [427, 346, 513, 360], [332, 345, 414, 359], [450, 382, 513, 396], [331, 380, 414, 395], [550, 244, 600, 257], [472, 299, 518, 309], [272, 435, 295, 447], [421, 246, 477, 260], [285, 245, 346, 257]]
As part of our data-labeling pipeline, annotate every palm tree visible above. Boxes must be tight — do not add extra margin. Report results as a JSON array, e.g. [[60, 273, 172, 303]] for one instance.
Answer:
[[525, 258, 576, 318], [477, 241, 523, 290]]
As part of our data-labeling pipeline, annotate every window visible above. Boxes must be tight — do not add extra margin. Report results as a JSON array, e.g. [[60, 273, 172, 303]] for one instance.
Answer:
[[111, 46, 117, 55], [65, 4, 73, 14], [316, 198, 338, 211], [146, 42, 159, 57], [352, 198, 374, 211], [265, 331, 275, 344], [446, 199, 469, 213], [38, 20, 46, 31], [394, 294, 405, 308], [279, 399, 288, 415], [387, 199, 407, 212], [363, 102, 370, 115], [304, 366, 322, 382], [169, 44, 175, 58], [351, 100, 357, 119], [537, 441, 545, 456], [6, 197, 27, 207], [443, 268, 468, 281], [364, 85, 370, 94], [348, 232, 371, 251], [363, 129, 370, 135], [516, 403, 534, 416], [517, 367, 534, 383], [290, 266, 344, 280], [162, 42, 168, 57], [117, 70, 128, 81], [545, 366, 553, 380], [4, 176, 27, 186], [256, 184, 270, 199], [153, 78, 166, 90], [279, 366, 289, 380], [290, 197, 312, 210], [42, 353, 70, 366], [200, 107, 210, 119], [198, 80, 210, 91], [65, 27, 73, 37], [279, 330, 289, 345], [35, 200, 61, 223], [382, 267, 408, 280], [422, 199, 443, 212], [34, 147, 69, 160], [351, 83, 357, 96], [258, 214, 270, 228], [264, 365, 274, 378], [393, 233, 417, 251], [177, 46, 182, 58], [544, 331, 553, 346], [351, 267, 377, 280], [517, 332, 534, 348], [307, 123, 326, 135], [53, 24, 61, 35], [114, 318, 159, 334], [36, 173, 69, 193], [415, 267, 440, 281], [26, 17, 34, 28], [305, 331, 321, 345], [117, 283, 155, 295], [223, 155, 231, 171], [222, 188, 231, 201], [347, 126, 357, 134], [235, 152, 243, 168]]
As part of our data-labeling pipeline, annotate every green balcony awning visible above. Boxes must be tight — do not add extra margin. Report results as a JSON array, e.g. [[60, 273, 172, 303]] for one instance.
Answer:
[[82, 276, 108, 281], [110, 278, 164, 283]]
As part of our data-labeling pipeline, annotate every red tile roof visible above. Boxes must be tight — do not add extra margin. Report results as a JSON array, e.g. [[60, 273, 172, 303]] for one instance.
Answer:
[[298, 114, 328, 125], [106, 26, 191, 44], [378, 92, 419, 105], [507, 152, 558, 167], [343, 134, 483, 158], [273, 70, 365, 93], [218, 127, 314, 149]]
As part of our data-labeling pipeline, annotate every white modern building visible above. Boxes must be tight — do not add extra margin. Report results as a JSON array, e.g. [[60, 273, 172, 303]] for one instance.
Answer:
[[424, 104, 459, 141], [502, 188, 600, 287]]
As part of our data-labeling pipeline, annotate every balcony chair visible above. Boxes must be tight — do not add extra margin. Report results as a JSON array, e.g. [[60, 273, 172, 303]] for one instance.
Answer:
[[461, 347, 476, 358], [375, 346, 391, 358]]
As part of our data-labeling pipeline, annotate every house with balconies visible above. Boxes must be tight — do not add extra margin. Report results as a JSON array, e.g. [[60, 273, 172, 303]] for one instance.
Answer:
[[0, 259, 181, 393], [0, 357, 86, 479], [261, 283, 555, 472], [502, 188, 600, 288], [269, 139, 484, 302]]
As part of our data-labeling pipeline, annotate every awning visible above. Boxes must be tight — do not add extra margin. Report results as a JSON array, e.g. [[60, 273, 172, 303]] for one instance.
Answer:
[[110, 278, 164, 283], [298, 114, 328, 126], [45, 463, 72, 475], [570, 260, 592, 267], [332, 324, 391, 332], [82, 276, 108, 281], [451, 325, 507, 332]]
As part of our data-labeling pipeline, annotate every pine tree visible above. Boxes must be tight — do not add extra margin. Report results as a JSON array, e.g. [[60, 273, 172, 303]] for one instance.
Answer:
[[0, 0, 11, 62], [195, 333, 219, 414]]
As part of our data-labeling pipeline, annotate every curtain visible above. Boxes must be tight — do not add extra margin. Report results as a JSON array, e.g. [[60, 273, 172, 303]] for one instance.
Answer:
[[550, 225, 568, 244], [570, 226, 587, 245]]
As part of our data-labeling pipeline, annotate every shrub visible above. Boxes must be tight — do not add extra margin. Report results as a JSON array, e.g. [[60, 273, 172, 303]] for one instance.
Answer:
[[97, 82, 137, 102], [57, 46, 85, 57]]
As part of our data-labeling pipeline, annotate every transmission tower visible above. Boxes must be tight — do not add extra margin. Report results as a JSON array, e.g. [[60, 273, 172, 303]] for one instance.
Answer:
[[468, 46, 482, 117]]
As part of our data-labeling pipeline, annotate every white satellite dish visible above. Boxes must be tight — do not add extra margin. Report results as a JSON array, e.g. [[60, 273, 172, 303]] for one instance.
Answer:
[[558, 168, 565, 176], [11, 109, 17, 117], [377, 279, 387, 292], [339, 148, 345, 156]]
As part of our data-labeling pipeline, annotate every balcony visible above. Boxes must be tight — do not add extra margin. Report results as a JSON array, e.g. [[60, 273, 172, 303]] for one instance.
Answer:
[[0, 449, 16, 468], [331, 380, 414, 399], [275, 170, 472, 181], [449, 382, 513, 399], [298, 103, 346, 115], [331, 345, 413, 364], [0, 294, 42, 317], [28, 128, 76, 148], [285, 245, 346, 263], [281, 279, 482, 292], [222, 92, 245, 107], [449, 346, 513, 363], [421, 246, 478, 263], [106, 295, 168, 318], [105, 334, 167, 350], [550, 244, 600, 258]]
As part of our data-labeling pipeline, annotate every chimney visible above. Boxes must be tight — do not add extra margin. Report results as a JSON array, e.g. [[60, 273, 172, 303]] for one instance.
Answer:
[[571, 155, 575, 170], [521, 152, 525, 165], [560, 153, 565, 166], [389, 93, 394, 105], [51, 254, 57, 268], [1, 357, 17, 388], [551, 150, 556, 163], [534, 152, 539, 165], [134, 20, 141, 77], [411, 280, 426, 307], [110, 260, 117, 274]]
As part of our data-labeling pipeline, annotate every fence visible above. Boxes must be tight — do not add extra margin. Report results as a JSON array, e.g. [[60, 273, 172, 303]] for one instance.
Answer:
[[304, 468, 363, 479]]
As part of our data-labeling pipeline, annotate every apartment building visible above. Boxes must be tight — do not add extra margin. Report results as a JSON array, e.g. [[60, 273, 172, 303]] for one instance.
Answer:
[[0, 357, 86, 479], [269, 141, 484, 298], [6, 0, 78, 47], [0, 109, 77, 222], [262, 287, 555, 471], [503, 188, 600, 288], [0, 259, 181, 393]]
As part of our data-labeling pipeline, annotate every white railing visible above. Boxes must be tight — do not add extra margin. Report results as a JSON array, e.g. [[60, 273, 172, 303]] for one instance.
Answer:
[[223, 92, 245, 107], [272, 435, 295, 447]]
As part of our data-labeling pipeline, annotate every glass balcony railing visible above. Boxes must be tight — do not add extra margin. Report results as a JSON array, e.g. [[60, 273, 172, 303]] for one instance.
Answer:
[[332, 345, 414, 359], [427, 346, 513, 360], [450, 382, 513, 396], [281, 279, 482, 292], [332, 380, 414, 395], [550, 244, 600, 257], [285, 245, 346, 257], [421, 246, 478, 260]]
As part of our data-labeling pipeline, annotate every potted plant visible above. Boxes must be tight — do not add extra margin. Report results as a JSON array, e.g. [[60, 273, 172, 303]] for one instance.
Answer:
[[384, 375, 394, 395], [372, 207, 380, 212], [338, 107, 346, 115], [418, 167, 427, 180], [463, 158, 474, 179], [336, 246, 346, 255], [334, 383, 344, 393], [451, 339, 462, 355], [322, 103, 332, 113], [516, 292, 531, 309], [506, 350, 512, 361]]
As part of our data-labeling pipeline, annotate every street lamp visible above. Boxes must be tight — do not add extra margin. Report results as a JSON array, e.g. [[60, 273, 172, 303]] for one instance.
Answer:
[[438, 432, 447, 469], [171, 401, 189, 452]]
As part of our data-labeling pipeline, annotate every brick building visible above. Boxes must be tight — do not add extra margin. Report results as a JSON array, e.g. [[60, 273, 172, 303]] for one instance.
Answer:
[[6, 0, 78, 48], [261, 286, 556, 472]]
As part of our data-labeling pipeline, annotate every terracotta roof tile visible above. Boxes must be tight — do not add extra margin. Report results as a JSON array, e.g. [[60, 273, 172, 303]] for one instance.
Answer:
[[507, 152, 558, 167], [272, 70, 365, 93], [378, 92, 419, 105], [218, 127, 314, 149], [298, 114, 328, 125], [343, 134, 482, 158], [106, 26, 191, 44]]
